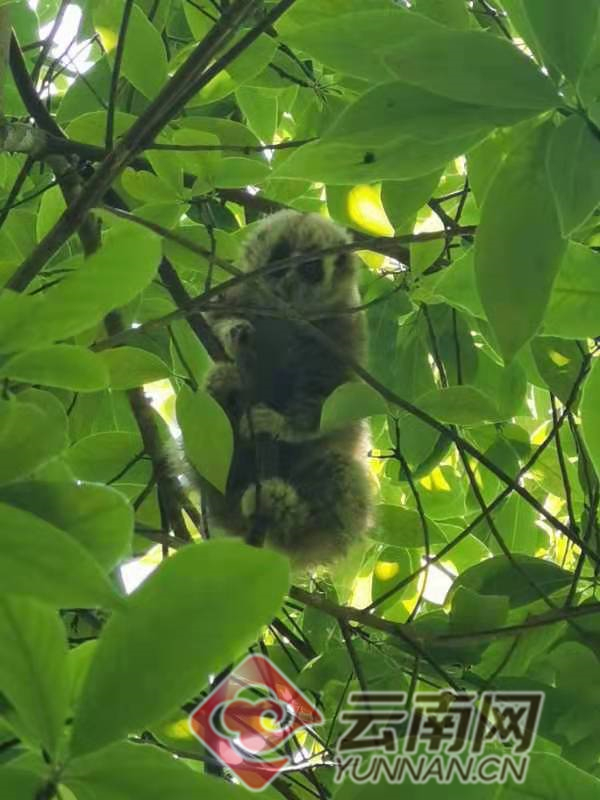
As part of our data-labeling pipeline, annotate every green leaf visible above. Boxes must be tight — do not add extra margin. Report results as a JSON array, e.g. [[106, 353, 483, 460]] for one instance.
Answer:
[[384, 28, 559, 111], [416, 464, 466, 520], [381, 170, 442, 230], [176, 384, 233, 494], [324, 82, 531, 146], [448, 554, 572, 608], [530, 337, 585, 405], [475, 123, 566, 361], [547, 114, 600, 237], [476, 354, 528, 420], [57, 57, 112, 124], [450, 586, 509, 634], [177, 116, 261, 149], [183, 0, 211, 39], [0, 227, 22, 277], [321, 382, 386, 431], [0, 345, 109, 392], [66, 110, 137, 147], [418, 386, 503, 425], [213, 157, 270, 188], [544, 244, 600, 339], [286, 7, 557, 110], [0, 481, 133, 571], [169, 320, 210, 387], [0, 223, 161, 353], [515, 752, 600, 800], [581, 358, 600, 478], [190, 33, 277, 106], [0, 596, 69, 756], [0, 502, 121, 608], [0, 767, 43, 798], [0, 398, 67, 485], [168, 130, 221, 183], [66, 431, 147, 485], [281, 9, 432, 83], [121, 169, 180, 205], [492, 494, 538, 555], [274, 131, 485, 184], [435, 243, 600, 342], [522, 0, 599, 82], [70, 540, 289, 757], [431, 248, 485, 318], [412, 0, 472, 28], [36, 185, 67, 242], [65, 741, 257, 800], [94, 0, 167, 99], [371, 505, 446, 548], [99, 346, 171, 389], [372, 546, 418, 618], [236, 86, 279, 143]]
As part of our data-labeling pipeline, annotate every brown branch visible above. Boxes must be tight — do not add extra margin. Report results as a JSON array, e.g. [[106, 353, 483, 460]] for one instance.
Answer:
[[292, 588, 600, 650], [290, 587, 459, 688], [105, 0, 135, 150], [365, 354, 592, 610], [158, 258, 227, 362], [6, 0, 296, 293], [149, 137, 316, 153], [30, 0, 69, 84], [104, 312, 199, 542], [421, 309, 575, 625], [9, 34, 101, 256], [271, 618, 316, 661], [339, 620, 369, 693]]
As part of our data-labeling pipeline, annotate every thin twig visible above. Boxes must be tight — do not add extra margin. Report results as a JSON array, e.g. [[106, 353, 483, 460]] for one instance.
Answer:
[[6, 0, 296, 292], [9, 34, 100, 255], [106, 0, 135, 150], [30, 0, 69, 84], [367, 355, 592, 609]]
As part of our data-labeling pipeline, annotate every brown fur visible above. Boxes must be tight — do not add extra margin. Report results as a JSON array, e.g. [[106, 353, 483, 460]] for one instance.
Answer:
[[198, 211, 373, 567]]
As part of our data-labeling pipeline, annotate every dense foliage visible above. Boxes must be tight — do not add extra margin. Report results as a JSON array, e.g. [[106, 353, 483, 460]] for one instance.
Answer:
[[1, 0, 600, 797]]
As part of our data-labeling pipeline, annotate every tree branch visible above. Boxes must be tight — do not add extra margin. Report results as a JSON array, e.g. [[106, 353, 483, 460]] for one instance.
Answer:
[[104, 312, 200, 542], [105, 0, 135, 150], [8, 34, 101, 256], [291, 587, 600, 649], [158, 257, 227, 362], [6, 0, 296, 293]]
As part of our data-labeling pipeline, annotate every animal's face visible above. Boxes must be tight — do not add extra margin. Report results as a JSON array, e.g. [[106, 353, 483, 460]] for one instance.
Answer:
[[242, 211, 359, 308], [268, 239, 357, 307]]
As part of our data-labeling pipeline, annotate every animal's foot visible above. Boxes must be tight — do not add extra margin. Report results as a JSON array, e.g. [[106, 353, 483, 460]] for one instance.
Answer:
[[241, 478, 302, 535]]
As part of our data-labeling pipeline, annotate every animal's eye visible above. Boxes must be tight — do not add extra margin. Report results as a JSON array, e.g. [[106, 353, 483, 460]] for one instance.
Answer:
[[334, 253, 349, 273], [299, 258, 324, 284], [269, 239, 292, 278]]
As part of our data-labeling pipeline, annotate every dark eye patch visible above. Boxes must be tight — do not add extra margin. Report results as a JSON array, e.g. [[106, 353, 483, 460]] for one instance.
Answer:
[[269, 239, 292, 278], [334, 253, 349, 273], [299, 258, 324, 284]]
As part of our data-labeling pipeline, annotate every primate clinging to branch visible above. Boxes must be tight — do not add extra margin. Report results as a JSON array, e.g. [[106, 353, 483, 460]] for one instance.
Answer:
[[200, 210, 373, 567]]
